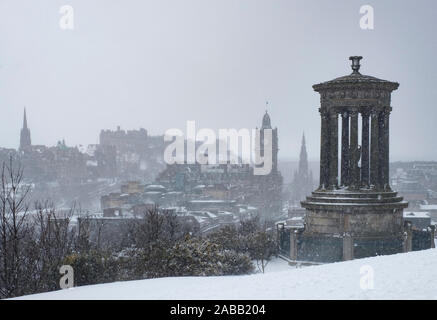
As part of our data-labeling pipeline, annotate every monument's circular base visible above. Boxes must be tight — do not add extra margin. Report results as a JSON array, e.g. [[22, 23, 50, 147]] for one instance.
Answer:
[[301, 190, 408, 235], [295, 189, 409, 262], [302, 189, 408, 211], [293, 232, 404, 263]]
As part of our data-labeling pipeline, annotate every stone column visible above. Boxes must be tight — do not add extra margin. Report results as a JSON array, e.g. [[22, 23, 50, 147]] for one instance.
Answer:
[[378, 110, 388, 190], [361, 111, 370, 187], [370, 110, 380, 188], [340, 112, 349, 186], [349, 111, 359, 188], [381, 108, 391, 190], [319, 109, 330, 189], [290, 229, 298, 260], [342, 233, 354, 261], [342, 213, 353, 260], [404, 221, 413, 252], [329, 111, 339, 189]]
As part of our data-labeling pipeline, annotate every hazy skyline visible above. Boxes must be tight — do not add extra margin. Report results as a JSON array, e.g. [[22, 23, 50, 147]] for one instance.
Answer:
[[0, 0, 436, 160]]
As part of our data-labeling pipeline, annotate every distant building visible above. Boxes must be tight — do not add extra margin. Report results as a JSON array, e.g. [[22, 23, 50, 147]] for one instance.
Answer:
[[419, 204, 437, 223], [19, 108, 31, 151], [253, 111, 283, 217], [290, 134, 314, 204], [100, 126, 148, 153], [403, 211, 432, 230], [99, 126, 166, 181], [152, 111, 283, 220], [15, 111, 88, 184]]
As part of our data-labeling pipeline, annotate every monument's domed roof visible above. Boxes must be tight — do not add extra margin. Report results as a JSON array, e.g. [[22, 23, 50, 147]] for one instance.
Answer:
[[324, 72, 391, 84], [313, 56, 399, 91]]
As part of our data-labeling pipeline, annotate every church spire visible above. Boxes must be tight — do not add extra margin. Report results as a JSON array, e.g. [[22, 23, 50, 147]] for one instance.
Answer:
[[298, 132, 308, 175], [262, 111, 271, 129], [23, 108, 28, 129], [291, 132, 313, 203], [261, 101, 272, 129], [19, 108, 31, 151]]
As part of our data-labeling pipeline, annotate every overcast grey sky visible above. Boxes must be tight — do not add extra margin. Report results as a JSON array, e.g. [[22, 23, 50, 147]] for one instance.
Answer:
[[0, 0, 436, 160]]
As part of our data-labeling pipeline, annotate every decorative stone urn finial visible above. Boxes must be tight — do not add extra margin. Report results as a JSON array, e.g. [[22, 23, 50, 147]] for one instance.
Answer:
[[349, 56, 363, 74]]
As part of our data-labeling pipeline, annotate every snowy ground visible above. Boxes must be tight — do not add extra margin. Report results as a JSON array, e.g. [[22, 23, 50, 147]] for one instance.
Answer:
[[15, 249, 437, 300]]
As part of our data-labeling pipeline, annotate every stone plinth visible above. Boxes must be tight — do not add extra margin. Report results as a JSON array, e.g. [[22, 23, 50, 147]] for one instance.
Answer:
[[301, 189, 408, 261]]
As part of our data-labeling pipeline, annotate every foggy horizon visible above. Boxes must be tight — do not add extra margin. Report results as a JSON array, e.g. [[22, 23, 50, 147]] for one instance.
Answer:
[[1, 0, 436, 162]]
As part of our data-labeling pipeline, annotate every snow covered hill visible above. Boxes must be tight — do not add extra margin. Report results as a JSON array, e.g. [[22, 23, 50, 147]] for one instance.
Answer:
[[16, 249, 437, 300]]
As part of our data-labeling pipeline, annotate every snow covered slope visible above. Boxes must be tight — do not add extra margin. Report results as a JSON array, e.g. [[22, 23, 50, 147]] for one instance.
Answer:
[[17, 249, 437, 300]]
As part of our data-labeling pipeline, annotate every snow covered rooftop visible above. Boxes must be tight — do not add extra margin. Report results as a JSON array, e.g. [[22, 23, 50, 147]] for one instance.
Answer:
[[404, 211, 430, 219], [420, 205, 437, 210], [15, 249, 437, 300]]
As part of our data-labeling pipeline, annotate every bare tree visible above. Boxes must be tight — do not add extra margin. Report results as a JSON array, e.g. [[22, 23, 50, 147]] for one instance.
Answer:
[[0, 157, 31, 298], [26, 201, 76, 293], [0, 157, 81, 297]]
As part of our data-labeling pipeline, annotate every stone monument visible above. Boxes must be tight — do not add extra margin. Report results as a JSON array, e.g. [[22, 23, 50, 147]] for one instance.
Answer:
[[299, 56, 409, 262]]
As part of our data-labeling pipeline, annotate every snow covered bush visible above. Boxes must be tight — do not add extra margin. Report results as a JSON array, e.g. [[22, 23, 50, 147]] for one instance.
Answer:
[[164, 235, 253, 276], [63, 251, 120, 286], [207, 216, 278, 272], [126, 234, 253, 278]]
